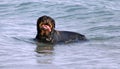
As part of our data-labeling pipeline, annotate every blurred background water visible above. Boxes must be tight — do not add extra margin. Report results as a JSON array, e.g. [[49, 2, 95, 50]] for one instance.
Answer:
[[0, 0, 120, 69]]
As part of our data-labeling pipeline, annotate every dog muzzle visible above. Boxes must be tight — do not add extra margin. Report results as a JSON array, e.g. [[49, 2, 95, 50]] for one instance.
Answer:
[[41, 25, 51, 32]]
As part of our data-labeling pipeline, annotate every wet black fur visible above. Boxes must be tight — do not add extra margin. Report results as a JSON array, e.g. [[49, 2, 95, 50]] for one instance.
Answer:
[[35, 15, 87, 44]]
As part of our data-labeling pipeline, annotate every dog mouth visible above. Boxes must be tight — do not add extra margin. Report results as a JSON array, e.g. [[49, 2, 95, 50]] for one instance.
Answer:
[[40, 24, 52, 36], [41, 25, 51, 32]]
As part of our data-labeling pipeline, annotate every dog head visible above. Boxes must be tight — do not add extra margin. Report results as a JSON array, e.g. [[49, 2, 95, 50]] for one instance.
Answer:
[[36, 15, 55, 39]]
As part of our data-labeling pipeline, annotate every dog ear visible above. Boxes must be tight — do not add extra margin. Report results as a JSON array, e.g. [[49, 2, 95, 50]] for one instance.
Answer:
[[52, 19, 55, 28], [36, 17, 42, 33]]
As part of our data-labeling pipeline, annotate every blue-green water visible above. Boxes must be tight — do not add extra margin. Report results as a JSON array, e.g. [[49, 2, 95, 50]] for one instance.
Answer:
[[0, 0, 120, 69]]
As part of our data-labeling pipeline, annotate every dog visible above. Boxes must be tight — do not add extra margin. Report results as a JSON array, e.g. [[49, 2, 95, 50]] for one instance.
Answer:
[[35, 15, 87, 44]]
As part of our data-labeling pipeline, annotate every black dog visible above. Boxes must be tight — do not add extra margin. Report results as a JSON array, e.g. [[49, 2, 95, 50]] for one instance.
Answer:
[[35, 15, 87, 44]]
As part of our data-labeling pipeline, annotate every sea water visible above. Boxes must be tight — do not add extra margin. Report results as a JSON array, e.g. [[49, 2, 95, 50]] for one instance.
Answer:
[[0, 0, 120, 69]]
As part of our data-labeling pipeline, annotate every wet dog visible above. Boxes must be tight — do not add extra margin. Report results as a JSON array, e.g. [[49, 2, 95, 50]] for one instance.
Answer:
[[35, 15, 87, 44]]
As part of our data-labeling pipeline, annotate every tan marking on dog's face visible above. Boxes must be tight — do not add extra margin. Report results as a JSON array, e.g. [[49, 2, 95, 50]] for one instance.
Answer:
[[49, 23, 53, 29]]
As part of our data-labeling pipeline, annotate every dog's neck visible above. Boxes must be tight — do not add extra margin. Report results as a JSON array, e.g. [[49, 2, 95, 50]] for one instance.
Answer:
[[36, 30, 55, 43]]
